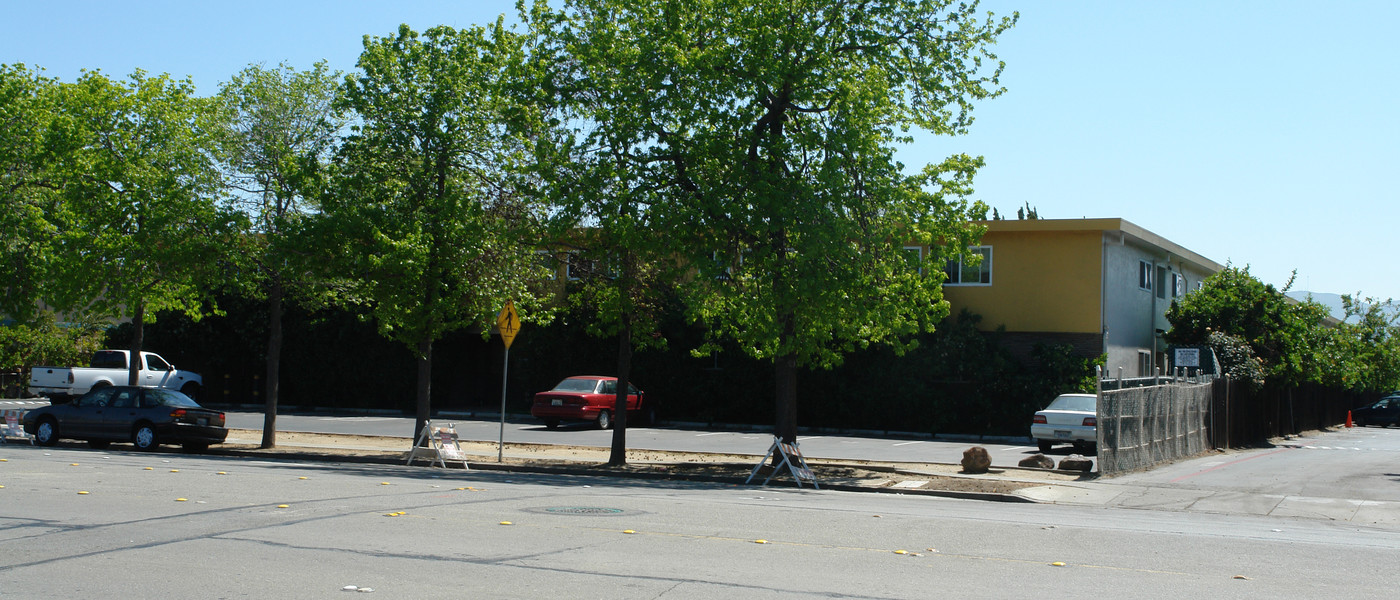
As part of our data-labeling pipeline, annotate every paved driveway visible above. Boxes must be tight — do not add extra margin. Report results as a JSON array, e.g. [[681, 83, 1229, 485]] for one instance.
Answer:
[[1026, 426, 1400, 525]]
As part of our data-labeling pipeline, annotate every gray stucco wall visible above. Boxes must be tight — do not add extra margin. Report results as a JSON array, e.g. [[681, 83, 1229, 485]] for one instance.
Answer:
[[1101, 232, 1215, 378]]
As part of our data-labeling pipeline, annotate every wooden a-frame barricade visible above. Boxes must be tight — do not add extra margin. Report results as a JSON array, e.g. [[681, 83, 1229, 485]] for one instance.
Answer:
[[406, 421, 469, 469], [746, 435, 819, 489]]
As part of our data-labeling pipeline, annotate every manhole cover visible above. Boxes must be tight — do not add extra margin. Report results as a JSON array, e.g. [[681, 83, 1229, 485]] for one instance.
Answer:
[[526, 506, 634, 516]]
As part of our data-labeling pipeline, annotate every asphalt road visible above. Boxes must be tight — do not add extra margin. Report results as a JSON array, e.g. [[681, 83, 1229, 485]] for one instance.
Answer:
[[1111, 425, 1400, 504], [3, 444, 1397, 599]]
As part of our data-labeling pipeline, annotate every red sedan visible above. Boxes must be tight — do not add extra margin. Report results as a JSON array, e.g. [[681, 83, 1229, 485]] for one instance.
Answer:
[[530, 376, 652, 430]]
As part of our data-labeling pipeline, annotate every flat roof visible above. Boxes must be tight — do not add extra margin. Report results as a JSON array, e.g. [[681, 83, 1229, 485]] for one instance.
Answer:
[[977, 218, 1224, 272]]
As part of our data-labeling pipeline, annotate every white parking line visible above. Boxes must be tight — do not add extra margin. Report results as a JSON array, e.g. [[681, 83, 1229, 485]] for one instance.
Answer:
[[892, 441, 923, 447], [696, 432, 729, 437], [1001, 446, 1030, 451]]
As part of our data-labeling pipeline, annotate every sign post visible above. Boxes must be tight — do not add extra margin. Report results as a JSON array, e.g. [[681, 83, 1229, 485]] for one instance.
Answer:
[[496, 300, 520, 463]]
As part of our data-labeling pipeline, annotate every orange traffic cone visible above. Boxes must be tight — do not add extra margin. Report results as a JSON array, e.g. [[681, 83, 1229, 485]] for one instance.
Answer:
[[1346, 411, 1354, 428]]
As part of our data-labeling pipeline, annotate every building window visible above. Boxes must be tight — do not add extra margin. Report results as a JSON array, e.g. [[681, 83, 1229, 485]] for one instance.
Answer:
[[1138, 260, 1153, 292], [944, 246, 991, 285], [536, 250, 558, 280], [903, 246, 924, 274], [1138, 350, 1154, 377], [1156, 266, 1168, 299], [566, 251, 597, 280], [1172, 272, 1185, 298]]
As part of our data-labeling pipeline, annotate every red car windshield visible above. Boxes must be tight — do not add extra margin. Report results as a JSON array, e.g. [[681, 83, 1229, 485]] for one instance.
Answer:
[[552, 378, 602, 393]]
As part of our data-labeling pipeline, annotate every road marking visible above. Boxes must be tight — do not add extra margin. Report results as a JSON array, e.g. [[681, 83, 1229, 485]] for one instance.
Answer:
[[1001, 446, 1030, 452], [695, 432, 728, 437], [892, 441, 923, 447]]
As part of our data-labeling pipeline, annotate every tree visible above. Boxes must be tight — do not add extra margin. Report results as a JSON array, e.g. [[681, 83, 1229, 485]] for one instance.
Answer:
[[326, 24, 553, 439], [520, 3, 696, 464], [44, 70, 233, 387], [529, 0, 1014, 445], [0, 64, 61, 324], [1327, 295, 1400, 392], [1165, 266, 1332, 387], [0, 315, 105, 382], [215, 61, 344, 448]]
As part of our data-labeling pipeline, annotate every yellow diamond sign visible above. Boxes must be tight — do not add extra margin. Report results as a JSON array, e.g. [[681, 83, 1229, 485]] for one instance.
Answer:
[[497, 300, 520, 349]]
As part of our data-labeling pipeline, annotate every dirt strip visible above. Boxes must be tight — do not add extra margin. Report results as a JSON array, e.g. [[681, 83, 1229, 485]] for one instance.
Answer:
[[218, 430, 1097, 498]]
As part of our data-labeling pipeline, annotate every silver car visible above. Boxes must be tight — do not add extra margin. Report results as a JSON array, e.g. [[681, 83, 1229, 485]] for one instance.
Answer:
[[1031, 393, 1097, 453]]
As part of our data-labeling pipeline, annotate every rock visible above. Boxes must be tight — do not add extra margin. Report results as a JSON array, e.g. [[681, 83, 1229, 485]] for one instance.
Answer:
[[1018, 454, 1054, 469], [961, 446, 992, 473], [1058, 454, 1094, 472]]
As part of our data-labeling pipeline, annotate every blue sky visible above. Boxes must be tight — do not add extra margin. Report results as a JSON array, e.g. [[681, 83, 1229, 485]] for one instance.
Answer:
[[5, 1, 1397, 301]]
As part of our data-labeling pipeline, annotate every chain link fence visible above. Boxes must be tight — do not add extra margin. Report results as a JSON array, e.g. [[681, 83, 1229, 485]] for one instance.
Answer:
[[1097, 373, 1213, 475]]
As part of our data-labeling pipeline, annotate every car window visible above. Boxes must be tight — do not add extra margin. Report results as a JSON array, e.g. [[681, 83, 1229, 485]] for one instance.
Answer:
[[552, 378, 601, 393], [146, 389, 200, 408], [1046, 395, 1096, 412], [600, 380, 617, 394], [80, 387, 115, 407], [90, 351, 126, 369], [628, 384, 639, 395], [144, 354, 170, 371], [109, 389, 137, 408]]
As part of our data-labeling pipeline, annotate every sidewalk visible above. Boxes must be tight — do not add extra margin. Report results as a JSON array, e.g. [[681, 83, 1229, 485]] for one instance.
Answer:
[[1019, 477, 1400, 526]]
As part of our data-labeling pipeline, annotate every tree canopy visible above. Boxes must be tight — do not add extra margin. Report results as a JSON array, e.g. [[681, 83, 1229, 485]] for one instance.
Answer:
[[324, 23, 554, 437], [1166, 266, 1399, 392], [42, 71, 235, 384], [524, 0, 1015, 443], [0, 64, 60, 324], [215, 61, 345, 446]]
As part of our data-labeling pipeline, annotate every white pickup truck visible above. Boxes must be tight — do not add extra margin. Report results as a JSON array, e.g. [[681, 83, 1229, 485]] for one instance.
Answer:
[[28, 350, 203, 402]]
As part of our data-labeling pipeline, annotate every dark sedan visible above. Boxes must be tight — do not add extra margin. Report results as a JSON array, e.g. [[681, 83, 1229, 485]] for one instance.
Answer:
[[23, 386, 228, 452], [1353, 396, 1400, 427]]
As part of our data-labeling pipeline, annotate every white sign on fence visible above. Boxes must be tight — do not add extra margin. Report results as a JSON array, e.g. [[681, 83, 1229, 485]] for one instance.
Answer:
[[1175, 347, 1200, 368]]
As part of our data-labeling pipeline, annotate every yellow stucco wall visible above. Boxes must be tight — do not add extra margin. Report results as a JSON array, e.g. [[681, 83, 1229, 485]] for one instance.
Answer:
[[941, 228, 1103, 333]]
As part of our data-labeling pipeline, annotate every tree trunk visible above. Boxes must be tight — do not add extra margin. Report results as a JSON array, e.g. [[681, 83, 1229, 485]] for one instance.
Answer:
[[127, 302, 145, 386], [414, 337, 433, 445], [608, 314, 632, 466], [774, 351, 798, 445], [260, 281, 284, 449]]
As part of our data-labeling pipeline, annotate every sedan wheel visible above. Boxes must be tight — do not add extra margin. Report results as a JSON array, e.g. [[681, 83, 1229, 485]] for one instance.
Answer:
[[596, 410, 612, 430], [34, 419, 59, 446], [1037, 439, 1053, 453], [132, 424, 158, 450]]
